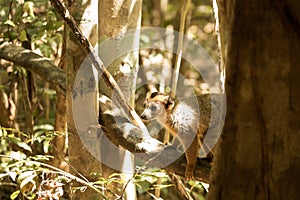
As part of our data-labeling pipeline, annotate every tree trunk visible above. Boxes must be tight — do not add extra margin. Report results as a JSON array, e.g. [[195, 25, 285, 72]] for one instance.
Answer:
[[52, 89, 67, 169], [208, 0, 300, 199], [51, 30, 67, 169], [65, 0, 102, 199], [98, 0, 142, 199]]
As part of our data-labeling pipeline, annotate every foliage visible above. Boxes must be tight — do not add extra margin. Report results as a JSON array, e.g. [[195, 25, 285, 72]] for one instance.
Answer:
[[0, 126, 207, 199], [0, 126, 194, 200], [0, 0, 62, 134], [0, 127, 66, 199], [0, 0, 63, 58]]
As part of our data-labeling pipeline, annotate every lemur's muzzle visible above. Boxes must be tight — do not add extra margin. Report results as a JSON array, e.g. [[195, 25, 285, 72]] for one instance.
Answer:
[[140, 111, 150, 121]]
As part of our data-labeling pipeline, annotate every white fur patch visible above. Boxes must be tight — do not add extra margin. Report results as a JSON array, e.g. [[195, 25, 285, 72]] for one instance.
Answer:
[[170, 102, 198, 132]]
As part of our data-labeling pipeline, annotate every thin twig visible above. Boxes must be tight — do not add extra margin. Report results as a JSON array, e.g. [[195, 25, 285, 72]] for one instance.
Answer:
[[171, 0, 191, 98], [167, 171, 194, 200], [169, 2, 193, 196]]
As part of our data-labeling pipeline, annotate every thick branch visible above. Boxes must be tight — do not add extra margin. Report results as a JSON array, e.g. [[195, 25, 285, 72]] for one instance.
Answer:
[[98, 98, 211, 182], [0, 43, 66, 93], [98, 113, 211, 182]]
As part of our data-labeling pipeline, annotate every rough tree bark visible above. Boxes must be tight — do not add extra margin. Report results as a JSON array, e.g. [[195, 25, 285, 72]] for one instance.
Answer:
[[0, 43, 66, 93], [208, 0, 300, 199], [64, 0, 102, 199], [0, 88, 15, 128], [52, 37, 67, 169], [98, 0, 142, 199]]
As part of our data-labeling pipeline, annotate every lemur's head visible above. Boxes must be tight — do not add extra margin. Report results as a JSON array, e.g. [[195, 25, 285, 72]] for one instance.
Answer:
[[140, 92, 175, 122]]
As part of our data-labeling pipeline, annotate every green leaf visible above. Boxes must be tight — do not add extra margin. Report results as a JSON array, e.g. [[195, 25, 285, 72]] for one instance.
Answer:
[[18, 171, 38, 195], [23, 2, 35, 18], [4, 31, 18, 40], [33, 124, 54, 132], [8, 171, 17, 181], [18, 171, 35, 182], [154, 183, 173, 190], [93, 177, 108, 185], [45, 21, 63, 31], [7, 136, 32, 153], [4, 20, 16, 27], [30, 155, 52, 161], [20, 175, 35, 189], [10, 190, 20, 200], [33, 130, 45, 140], [43, 140, 51, 153], [9, 151, 27, 160], [19, 30, 28, 42], [18, 142, 32, 153], [0, 173, 9, 179]]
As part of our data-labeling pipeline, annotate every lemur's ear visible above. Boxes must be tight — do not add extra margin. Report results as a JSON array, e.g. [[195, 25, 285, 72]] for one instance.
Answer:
[[150, 92, 159, 98], [165, 96, 175, 110]]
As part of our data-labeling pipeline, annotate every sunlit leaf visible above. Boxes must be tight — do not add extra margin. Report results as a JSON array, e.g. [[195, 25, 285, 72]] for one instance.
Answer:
[[1, 127, 28, 137], [93, 177, 108, 185], [72, 186, 87, 193], [7, 136, 32, 153], [43, 88, 56, 95], [18, 142, 32, 153], [4, 20, 16, 27], [33, 124, 54, 132], [8, 171, 18, 181], [151, 171, 168, 178], [29, 155, 53, 161], [10, 190, 20, 200], [154, 183, 173, 189], [19, 30, 28, 42], [3, 132, 31, 152], [140, 34, 150, 44], [43, 140, 51, 153], [18, 171, 35, 182], [33, 131, 45, 142], [19, 171, 37, 197], [9, 151, 27, 160], [0, 173, 9, 179], [23, 1, 35, 18], [0, 128, 7, 136]]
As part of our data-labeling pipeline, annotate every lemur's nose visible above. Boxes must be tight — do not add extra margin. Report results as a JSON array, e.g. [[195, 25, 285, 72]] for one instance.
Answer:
[[140, 113, 149, 121], [141, 113, 146, 120]]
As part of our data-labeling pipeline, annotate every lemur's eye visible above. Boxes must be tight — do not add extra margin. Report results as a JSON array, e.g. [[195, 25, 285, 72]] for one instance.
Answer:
[[150, 105, 157, 111]]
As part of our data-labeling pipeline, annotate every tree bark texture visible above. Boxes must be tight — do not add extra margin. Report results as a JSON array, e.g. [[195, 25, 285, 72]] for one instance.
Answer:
[[208, 1, 300, 199], [64, 0, 102, 199], [51, 89, 67, 169], [98, 0, 142, 171], [0, 89, 15, 128], [98, 0, 142, 103], [51, 29, 67, 169], [0, 43, 66, 93], [98, 1, 142, 199]]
